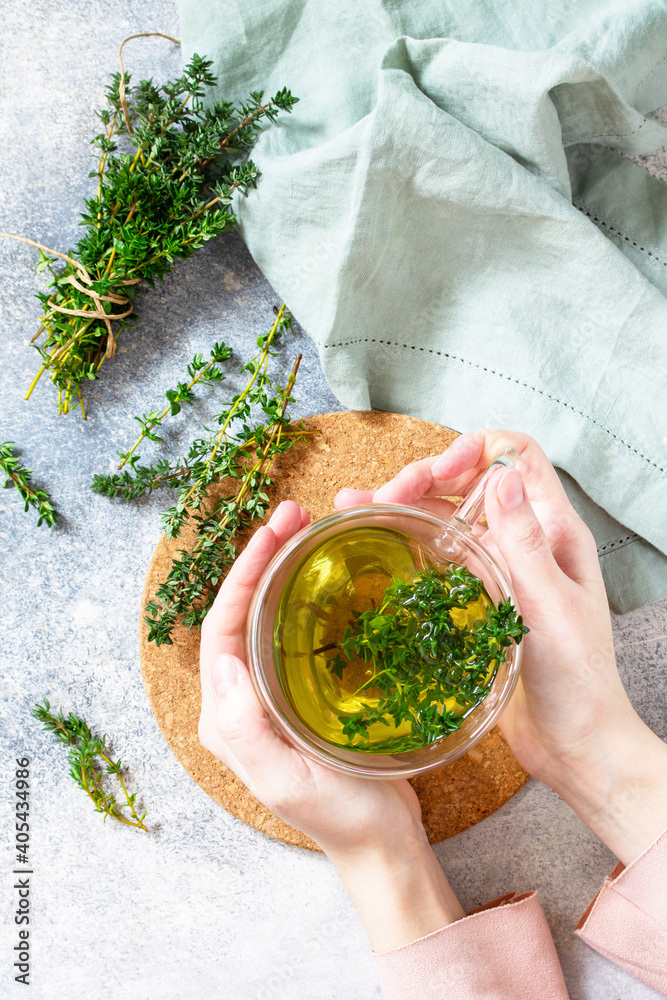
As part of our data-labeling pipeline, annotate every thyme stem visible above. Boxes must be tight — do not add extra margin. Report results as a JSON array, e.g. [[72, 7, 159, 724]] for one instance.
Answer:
[[92, 306, 309, 645], [1, 442, 59, 527], [32, 700, 148, 830], [2, 48, 297, 416], [325, 565, 530, 750]]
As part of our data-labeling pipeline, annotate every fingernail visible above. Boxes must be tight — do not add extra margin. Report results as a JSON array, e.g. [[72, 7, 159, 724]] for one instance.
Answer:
[[212, 654, 238, 696], [432, 432, 481, 478], [496, 467, 524, 509]]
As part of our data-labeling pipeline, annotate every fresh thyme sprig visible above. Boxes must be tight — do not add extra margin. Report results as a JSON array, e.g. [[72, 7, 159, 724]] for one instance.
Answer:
[[0, 442, 59, 527], [1, 39, 297, 416], [116, 341, 233, 472], [325, 565, 528, 752], [32, 700, 148, 830], [92, 304, 309, 645]]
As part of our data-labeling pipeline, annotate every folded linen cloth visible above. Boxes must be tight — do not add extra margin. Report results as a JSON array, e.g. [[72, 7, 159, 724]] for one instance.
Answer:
[[178, 0, 667, 613]]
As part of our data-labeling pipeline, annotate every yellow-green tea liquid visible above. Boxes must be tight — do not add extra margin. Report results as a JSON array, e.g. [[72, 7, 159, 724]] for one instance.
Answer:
[[274, 526, 493, 751]]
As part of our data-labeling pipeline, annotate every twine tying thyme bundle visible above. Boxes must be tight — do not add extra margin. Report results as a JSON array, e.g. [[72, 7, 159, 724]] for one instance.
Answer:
[[2, 34, 306, 648]]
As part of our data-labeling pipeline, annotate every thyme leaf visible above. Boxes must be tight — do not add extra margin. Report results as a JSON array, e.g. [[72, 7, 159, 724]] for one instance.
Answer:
[[326, 565, 529, 752], [92, 304, 309, 645], [0, 442, 59, 527], [32, 700, 148, 830], [2, 44, 297, 416]]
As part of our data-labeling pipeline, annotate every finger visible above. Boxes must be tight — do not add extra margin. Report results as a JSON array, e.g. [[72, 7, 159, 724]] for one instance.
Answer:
[[298, 505, 311, 530], [468, 432, 599, 583], [201, 500, 303, 662], [430, 430, 485, 482], [464, 429, 576, 515], [265, 499, 309, 551], [431, 430, 576, 530], [373, 432, 487, 505], [353, 429, 578, 517], [436, 430, 598, 580], [334, 488, 374, 509], [204, 652, 302, 798], [525, 496, 600, 586], [484, 467, 563, 604], [335, 433, 483, 509], [218, 499, 303, 610], [334, 487, 461, 526]]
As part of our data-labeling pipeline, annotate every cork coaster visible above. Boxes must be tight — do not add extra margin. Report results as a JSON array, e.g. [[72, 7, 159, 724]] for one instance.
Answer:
[[140, 411, 529, 850]]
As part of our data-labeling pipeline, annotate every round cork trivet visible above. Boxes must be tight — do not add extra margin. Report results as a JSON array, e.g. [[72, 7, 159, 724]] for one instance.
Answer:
[[140, 411, 529, 850]]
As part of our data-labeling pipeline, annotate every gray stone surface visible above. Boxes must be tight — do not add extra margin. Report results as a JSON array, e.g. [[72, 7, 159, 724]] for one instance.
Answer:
[[0, 4, 665, 999]]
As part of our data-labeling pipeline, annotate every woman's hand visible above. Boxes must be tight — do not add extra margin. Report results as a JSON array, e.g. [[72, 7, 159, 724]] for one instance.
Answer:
[[199, 500, 464, 949], [336, 431, 667, 865]]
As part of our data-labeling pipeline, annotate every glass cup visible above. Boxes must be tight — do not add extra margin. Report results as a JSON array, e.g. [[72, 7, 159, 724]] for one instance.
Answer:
[[246, 447, 522, 778]]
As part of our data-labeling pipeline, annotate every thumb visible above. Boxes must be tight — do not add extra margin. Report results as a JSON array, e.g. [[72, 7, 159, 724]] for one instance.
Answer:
[[484, 467, 561, 599], [209, 653, 295, 788]]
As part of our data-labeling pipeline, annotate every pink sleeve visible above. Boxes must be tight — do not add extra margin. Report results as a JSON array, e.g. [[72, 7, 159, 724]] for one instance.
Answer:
[[373, 890, 569, 1000], [575, 826, 667, 996]]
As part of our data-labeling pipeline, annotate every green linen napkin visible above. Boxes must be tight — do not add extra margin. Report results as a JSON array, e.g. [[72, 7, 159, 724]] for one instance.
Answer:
[[178, 0, 667, 613]]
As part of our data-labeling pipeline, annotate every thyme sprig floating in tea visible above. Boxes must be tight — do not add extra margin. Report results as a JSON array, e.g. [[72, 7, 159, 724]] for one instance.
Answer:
[[92, 304, 308, 645], [0, 442, 59, 527], [32, 700, 148, 830], [324, 564, 528, 751], [1, 36, 297, 416]]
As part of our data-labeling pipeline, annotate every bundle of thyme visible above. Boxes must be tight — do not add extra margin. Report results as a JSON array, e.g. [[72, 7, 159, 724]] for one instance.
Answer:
[[32, 700, 147, 830], [2, 35, 296, 416], [1, 442, 59, 527], [93, 304, 307, 645], [325, 565, 528, 752]]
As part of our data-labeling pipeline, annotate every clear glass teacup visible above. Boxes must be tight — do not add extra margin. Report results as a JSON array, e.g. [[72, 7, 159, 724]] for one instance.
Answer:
[[246, 447, 523, 778]]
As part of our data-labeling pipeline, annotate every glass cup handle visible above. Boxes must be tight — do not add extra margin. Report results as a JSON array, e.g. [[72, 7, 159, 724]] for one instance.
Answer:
[[451, 445, 519, 531]]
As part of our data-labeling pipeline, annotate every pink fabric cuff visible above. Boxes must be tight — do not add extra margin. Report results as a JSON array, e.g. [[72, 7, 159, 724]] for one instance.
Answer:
[[373, 890, 569, 1000], [575, 825, 667, 996]]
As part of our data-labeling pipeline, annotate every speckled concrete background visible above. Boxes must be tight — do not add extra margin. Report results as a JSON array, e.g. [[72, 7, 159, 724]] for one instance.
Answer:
[[0, 4, 665, 999]]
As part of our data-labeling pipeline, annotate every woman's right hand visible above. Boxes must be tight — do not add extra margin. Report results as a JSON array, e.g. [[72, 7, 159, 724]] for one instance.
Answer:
[[335, 430, 667, 865], [199, 500, 465, 949]]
